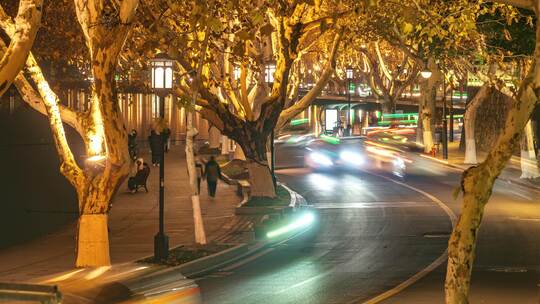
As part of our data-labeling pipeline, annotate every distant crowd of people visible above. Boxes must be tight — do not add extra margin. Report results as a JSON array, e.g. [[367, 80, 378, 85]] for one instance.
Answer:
[[126, 128, 222, 197]]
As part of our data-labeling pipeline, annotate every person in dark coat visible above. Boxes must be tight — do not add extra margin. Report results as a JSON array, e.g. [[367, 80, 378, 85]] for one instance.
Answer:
[[204, 156, 221, 197], [128, 129, 138, 160], [163, 127, 171, 152], [148, 130, 163, 166]]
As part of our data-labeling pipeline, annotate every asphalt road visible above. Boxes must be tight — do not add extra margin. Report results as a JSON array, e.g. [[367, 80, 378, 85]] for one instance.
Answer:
[[197, 143, 455, 303], [197, 142, 540, 303]]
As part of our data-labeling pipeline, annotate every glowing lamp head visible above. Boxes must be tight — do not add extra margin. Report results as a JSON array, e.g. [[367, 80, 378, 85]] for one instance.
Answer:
[[265, 63, 276, 84], [150, 53, 174, 91], [420, 70, 432, 79], [346, 67, 354, 80], [233, 66, 241, 81]]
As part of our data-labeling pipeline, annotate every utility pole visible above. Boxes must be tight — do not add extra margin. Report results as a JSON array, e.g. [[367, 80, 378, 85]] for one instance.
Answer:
[[442, 71, 448, 160]]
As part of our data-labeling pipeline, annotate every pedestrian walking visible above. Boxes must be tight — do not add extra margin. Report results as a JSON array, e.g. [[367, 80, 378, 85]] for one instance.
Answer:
[[204, 156, 221, 198], [163, 127, 171, 152], [195, 159, 204, 194], [148, 129, 163, 166]]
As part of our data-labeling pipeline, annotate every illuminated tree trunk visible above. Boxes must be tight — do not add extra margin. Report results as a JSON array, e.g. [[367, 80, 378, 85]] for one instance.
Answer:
[[15, 0, 139, 267], [237, 133, 276, 198], [445, 8, 540, 299], [75, 180, 117, 266], [0, 0, 42, 97], [520, 120, 540, 178], [420, 86, 435, 154], [464, 84, 490, 164], [186, 110, 207, 245], [186, 31, 209, 245], [419, 58, 440, 154], [209, 126, 221, 149]]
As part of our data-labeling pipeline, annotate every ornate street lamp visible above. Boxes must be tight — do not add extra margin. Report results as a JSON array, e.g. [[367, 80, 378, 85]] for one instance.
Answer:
[[150, 53, 174, 261], [420, 69, 432, 79], [346, 67, 354, 136], [265, 62, 276, 84], [233, 65, 241, 81], [265, 62, 277, 187]]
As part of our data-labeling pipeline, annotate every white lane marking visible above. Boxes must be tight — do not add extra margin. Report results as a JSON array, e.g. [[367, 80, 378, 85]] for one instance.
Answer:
[[355, 170, 457, 304], [275, 271, 330, 294], [314, 202, 436, 209], [509, 216, 540, 222]]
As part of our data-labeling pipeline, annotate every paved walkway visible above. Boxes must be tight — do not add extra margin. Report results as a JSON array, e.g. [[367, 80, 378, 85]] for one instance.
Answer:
[[0, 146, 240, 282], [429, 141, 540, 189]]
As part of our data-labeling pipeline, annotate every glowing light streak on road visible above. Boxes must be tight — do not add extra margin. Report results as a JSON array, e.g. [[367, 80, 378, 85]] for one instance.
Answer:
[[267, 212, 315, 238]]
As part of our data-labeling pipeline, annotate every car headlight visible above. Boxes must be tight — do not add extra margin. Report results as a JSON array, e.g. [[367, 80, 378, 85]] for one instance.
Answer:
[[339, 150, 364, 165], [310, 152, 333, 166], [393, 157, 405, 168]]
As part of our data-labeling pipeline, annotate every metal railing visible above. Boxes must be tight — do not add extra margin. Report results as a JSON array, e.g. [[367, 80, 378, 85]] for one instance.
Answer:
[[0, 282, 62, 304]]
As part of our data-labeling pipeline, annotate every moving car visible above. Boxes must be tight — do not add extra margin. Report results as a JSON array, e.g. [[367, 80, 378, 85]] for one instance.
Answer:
[[304, 136, 410, 177]]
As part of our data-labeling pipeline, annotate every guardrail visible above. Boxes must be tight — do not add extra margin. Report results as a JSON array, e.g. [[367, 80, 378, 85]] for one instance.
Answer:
[[0, 282, 62, 303]]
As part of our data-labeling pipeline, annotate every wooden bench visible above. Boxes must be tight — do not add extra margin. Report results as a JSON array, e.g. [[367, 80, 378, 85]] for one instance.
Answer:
[[0, 282, 62, 304]]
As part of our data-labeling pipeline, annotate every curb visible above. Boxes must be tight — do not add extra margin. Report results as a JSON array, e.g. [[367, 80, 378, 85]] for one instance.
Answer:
[[61, 186, 313, 302], [419, 153, 540, 192], [234, 182, 308, 215], [132, 183, 311, 280]]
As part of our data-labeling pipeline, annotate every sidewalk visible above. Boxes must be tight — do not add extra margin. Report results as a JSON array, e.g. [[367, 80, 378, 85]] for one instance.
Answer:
[[429, 141, 540, 190], [0, 146, 240, 282]]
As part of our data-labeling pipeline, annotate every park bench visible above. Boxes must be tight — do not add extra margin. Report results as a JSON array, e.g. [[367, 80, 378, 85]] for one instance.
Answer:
[[131, 164, 150, 193]]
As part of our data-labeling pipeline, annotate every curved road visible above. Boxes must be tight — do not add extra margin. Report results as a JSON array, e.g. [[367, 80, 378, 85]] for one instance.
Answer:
[[197, 159, 454, 303], [197, 144, 540, 303]]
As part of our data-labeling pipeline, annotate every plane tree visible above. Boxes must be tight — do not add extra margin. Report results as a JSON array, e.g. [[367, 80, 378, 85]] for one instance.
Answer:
[[128, 0, 358, 197], [340, 39, 421, 114], [0, 0, 139, 267], [0, 0, 42, 97], [444, 1, 540, 302]]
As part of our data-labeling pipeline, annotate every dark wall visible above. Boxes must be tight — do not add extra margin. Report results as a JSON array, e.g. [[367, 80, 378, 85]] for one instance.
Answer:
[[0, 96, 83, 249]]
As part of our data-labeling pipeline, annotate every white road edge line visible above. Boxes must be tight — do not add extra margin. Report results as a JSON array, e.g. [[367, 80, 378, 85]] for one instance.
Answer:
[[356, 171, 457, 304]]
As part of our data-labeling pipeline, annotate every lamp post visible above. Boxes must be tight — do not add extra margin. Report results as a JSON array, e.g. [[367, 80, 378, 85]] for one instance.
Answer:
[[150, 53, 174, 261], [441, 70, 448, 160], [346, 67, 354, 136], [265, 63, 276, 187]]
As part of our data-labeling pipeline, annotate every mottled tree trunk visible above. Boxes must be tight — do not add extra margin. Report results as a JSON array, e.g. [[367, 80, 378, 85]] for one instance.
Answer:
[[237, 133, 276, 198], [419, 58, 440, 154], [71, 0, 137, 266], [0, 0, 43, 97], [246, 160, 276, 198], [186, 110, 207, 245], [464, 84, 490, 164], [75, 180, 116, 267], [445, 10, 540, 299]]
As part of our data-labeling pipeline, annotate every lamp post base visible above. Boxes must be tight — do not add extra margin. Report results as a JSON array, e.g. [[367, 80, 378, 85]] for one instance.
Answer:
[[154, 232, 169, 261]]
